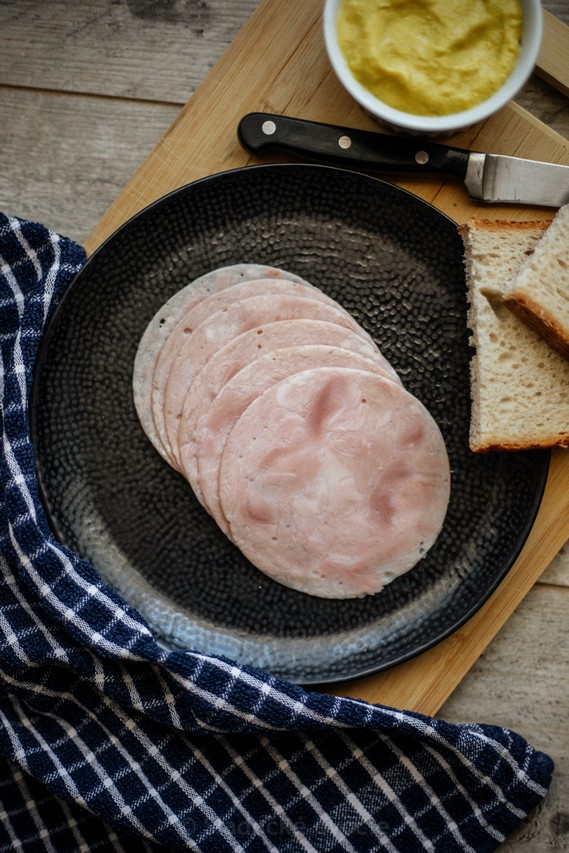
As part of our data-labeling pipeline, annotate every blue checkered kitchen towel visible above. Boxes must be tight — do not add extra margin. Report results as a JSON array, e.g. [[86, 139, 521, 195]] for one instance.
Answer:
[[0, 212, 554, 852]]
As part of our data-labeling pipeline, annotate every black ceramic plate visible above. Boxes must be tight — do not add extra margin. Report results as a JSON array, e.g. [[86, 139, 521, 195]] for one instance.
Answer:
[[31, 164, 549, 685]]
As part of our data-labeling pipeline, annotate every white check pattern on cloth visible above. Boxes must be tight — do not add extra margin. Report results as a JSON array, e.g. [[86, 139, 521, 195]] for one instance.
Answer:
[[0, 213, 553, 852]]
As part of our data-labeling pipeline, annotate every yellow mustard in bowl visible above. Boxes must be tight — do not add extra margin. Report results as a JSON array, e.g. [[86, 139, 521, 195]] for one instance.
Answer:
[[336, 0, 523, 117]]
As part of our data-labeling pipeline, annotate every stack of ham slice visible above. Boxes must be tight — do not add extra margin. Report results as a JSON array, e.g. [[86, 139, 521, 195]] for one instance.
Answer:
[[133, 264, 451, 599]]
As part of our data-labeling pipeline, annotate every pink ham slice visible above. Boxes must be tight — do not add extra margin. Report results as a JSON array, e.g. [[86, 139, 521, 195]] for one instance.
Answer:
[[182, 345, 400, 532], [134, 264, 310, 463], [177, 320, 400, 506], [163, 293, 379, 469], [218, 367, 450, 599], [152, 276, 330, 466]]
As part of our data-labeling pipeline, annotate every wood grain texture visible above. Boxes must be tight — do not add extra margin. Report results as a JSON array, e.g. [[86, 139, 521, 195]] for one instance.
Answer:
[[0, 89, 178, 242], [0, 2, 568, 848], [537, 10, 569, 98], [0, 0, 259, 102], [541, 540, 569, 586], [516, 73, 569, 141]]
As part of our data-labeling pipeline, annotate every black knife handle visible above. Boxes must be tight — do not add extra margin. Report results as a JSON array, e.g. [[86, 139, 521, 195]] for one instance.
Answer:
[[238, 112, 470, 181]]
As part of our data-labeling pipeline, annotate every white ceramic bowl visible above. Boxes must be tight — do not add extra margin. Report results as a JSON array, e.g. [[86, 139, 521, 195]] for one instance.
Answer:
[[323, 0, 543, 135]]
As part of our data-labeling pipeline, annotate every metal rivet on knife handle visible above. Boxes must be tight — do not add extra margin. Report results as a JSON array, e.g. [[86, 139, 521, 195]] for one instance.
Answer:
[[415, 150, 429, 165]]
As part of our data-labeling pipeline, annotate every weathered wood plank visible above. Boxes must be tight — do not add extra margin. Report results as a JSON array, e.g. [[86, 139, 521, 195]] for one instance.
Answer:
[[541, 541, 569, 587], [0, 0, 259, 103], [0, 90, 178, 243], [537, 10, 569, 98], [439, 584, 569, 851], [515, 74, 569, 141]]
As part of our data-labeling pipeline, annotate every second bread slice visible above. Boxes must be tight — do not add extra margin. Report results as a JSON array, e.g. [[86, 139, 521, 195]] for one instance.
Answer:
[[500, 203, 569, 359]]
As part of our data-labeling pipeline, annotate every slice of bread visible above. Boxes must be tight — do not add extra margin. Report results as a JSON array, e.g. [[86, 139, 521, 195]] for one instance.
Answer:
[[499, 203, 569, 359], [460, 218, 569, 452]]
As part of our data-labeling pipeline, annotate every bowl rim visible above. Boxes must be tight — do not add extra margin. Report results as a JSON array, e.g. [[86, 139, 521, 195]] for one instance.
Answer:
[[323, 0, 543, 134]]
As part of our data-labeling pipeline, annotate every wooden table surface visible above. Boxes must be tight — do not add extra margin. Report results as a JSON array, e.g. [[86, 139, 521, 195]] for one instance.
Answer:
[[1, 3, 568, 849]]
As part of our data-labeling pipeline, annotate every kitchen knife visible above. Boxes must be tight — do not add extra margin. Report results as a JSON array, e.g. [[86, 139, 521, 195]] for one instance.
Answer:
[[237, 112, 569, 208]]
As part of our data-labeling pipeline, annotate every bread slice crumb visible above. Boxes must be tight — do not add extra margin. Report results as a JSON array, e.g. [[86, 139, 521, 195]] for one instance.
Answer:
[[460, 218, 569, 452]]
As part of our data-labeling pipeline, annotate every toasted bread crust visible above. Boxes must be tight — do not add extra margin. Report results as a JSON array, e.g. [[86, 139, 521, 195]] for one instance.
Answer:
[[499, 203, 569, 362], [459, 218, 550, 235], [471, 433, 569, 453], [502, 293, 569, 360]]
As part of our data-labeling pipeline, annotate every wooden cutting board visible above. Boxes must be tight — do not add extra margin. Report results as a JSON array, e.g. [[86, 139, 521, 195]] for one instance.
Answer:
[[85, 3, 569, 714]]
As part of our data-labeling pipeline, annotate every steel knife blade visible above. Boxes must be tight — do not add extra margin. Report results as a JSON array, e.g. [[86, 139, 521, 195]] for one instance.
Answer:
[[237, 112, 569, 208]]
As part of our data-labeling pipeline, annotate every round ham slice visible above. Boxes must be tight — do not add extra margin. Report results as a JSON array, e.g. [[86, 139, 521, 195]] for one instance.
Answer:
[[218, 367, 450, 599], [152, 277, 341, 465], [133, 264, 309, 463], [182, 345, 400, 531], [163, 293, 379, 469]]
